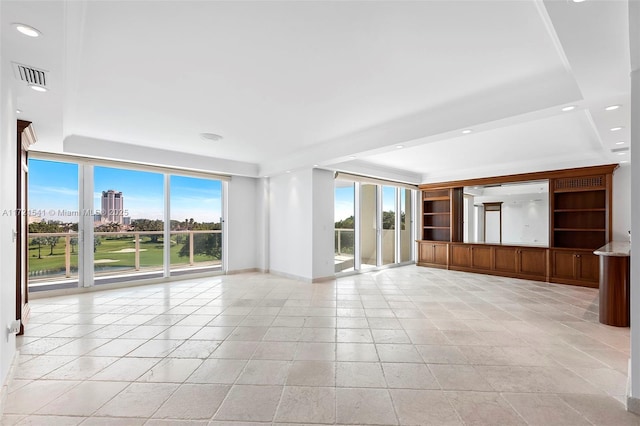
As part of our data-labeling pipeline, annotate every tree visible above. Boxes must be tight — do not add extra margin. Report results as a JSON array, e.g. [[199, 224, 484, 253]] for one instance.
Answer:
[[179, 233, 221, 260], [335, 216, 354, 229], [70, 237, 78, 254], [28, 220, 63, 258], [131, 219, 164, 242]]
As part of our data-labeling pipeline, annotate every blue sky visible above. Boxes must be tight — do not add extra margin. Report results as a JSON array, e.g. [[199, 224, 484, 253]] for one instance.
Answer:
[[29, 159, 222, 223]]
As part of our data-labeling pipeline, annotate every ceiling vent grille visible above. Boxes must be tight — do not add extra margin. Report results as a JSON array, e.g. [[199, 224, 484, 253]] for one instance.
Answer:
[[12, 62, 48, 89], [611, 147, 630, 153]]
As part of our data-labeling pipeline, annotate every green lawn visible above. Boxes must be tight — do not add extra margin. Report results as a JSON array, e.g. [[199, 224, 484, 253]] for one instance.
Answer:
[[28, 235, 219, 279]]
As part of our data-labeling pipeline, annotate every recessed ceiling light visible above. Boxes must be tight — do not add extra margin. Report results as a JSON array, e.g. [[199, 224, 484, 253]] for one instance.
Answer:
[[571, 0, 586, 3], [313, 164, 319, 167], [620, 160, 629, 163], [616, 141, 625, 145], [396, 145, 404, 149], [16, 109, 22, 114], [610, 126, 623, 132], [461, 129, 473, 134], [561, 105, 576, 112], [286, 170, 291, 174], [616, 152, 626, 156], [13, 23, 41, 38], [29, 84, 47, 92], [605, 105, 621, 111], [200, 133, 223, 141], [349, 156, 356, 159]]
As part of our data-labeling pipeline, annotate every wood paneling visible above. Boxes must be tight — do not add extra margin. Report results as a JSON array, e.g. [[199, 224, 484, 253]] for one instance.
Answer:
[[494, 247, 517, 273], [599, 256, 630, 327], [470, 246, 492, 270]]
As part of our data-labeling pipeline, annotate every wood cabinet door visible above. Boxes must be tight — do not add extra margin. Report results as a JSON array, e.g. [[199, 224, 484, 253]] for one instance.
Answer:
[[518, 248, 547, 278], [551, 250, 576, 280], [471, 246, 492, 270], [576, 252, 599, 284], [494, 247, 517, 273], [433, 243, 448, 265], [450, 244, 471, 267], [418, 242, 435, 264]]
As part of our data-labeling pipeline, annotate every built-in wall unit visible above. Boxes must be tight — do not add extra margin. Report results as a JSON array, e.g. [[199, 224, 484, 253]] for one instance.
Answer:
[[335, 174, 416, 274], [417, 164, 617, 288]]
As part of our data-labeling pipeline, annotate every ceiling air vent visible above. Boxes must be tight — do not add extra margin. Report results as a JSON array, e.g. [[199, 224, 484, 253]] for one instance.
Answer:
[[12, 62, 48, 90], [611, 147, 630, 153]]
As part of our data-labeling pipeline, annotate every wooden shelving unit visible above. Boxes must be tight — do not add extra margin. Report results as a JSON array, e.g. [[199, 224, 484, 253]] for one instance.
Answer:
[[422, 189, 452, 241]]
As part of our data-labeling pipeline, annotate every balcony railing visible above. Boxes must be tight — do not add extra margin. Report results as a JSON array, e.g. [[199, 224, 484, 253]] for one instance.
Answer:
[[27, 230, 222, 287]]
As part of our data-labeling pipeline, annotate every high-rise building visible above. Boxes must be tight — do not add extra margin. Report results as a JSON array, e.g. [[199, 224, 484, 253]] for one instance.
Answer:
[[101, 190, 124, 224]]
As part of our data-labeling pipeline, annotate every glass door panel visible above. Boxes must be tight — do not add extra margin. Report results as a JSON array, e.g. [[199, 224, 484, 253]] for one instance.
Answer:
[[360, 183, 378, 270], [400, 188, 413, 263], [382, 186, 396, 265], [169, 175, 223, 274], [27, 159, 79, 291], [334, 182, 355, 273], [93, 166, 164, 284]]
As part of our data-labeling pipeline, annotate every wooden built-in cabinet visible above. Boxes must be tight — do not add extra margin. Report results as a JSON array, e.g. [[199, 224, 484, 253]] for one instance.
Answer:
[[417, 164, 616, 288], [417, 241, 448, 268], [448, 243, 548, 281]]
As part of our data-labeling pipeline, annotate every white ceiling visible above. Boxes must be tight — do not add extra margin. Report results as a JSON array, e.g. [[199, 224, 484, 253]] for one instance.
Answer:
[[1, 0, 631, 182]]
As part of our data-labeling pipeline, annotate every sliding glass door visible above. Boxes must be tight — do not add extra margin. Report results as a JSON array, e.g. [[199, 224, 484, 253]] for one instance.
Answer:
[[334, 178, 415, 274]]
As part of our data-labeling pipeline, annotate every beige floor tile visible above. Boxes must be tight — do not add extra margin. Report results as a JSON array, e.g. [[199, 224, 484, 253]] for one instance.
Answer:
[[137, 357, 202, 383], [286, 360, 335, 386], [445, 391, 527, 425], [376, 344, 423, 363], [213, 385, 283, 422], [12, 355, 77, 380], [336, 343, 379, 362], [371, 329, 411, 344], [475, 365, 602, 394], [80, 418, 146, 425], [429, 364, 493, 391], [417, 345, 469, 364], [560, 394, 640, 425], [502, 393, 592, 426], [274, 386, 335, 424], [336, 362, 386, 388], [153, 384, 230, 420], [190, 326, 235, 341], [169, 340, 221, 359], [226, 326, 269, 341], [337, 328, 373, 343], [210, 341, 258, 359], [36, 381, 128, 416], [252, 341, 298, 360], [126, 339, 184, 357], [94, 383, 178, 417], [4, 380, 79, 415], [12, 415, 84, 425], [236, 360, 290, 385], [300, 327, 336, 342], [390, 389, 462, 425], [186, 358, 247, 384], [90, 357, 159, 381], [382, 363, 439, 389], [85, 338, 146, 357], [262, 327, 303, 341], [294, 342, 335, 360], [336, 388, 397, 425], [43, 356, 118, 380]]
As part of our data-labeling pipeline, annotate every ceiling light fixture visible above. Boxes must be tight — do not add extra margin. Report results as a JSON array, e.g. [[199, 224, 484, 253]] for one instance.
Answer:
[[461, 129, 473, 134], [349, 156, 356, 159], [13, 23, 41, 37], [286, 170, 291, 174], [610, 126, 623, 132], [16, 109, 22, 114], [200, 133, 223, 141], [605, 105, 621, 111], [571, 0, 586, 3], [616, 141, 625, 145], [396, 145, 404, 149], [620, 160, 629, 163], [29, 84, 47, 92], [561, 105, 576, 112], [617, 152, 626, 156]]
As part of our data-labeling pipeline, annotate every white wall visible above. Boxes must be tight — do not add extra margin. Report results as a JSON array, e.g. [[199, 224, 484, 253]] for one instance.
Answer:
[[613, 164, 631, 242], [269, 169, 313, 280], [226, 176, 260, 273], [0, 48, 17, 400], [311, 169, 335, 280]]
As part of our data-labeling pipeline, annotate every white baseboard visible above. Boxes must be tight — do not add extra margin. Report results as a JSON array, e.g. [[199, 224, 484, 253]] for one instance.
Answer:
[[0, 350, 20, 418]]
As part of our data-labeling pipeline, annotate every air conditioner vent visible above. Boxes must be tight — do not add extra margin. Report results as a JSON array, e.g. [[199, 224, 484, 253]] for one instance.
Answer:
[[611, 147, 630, 153], [12, 62, 48, 89]]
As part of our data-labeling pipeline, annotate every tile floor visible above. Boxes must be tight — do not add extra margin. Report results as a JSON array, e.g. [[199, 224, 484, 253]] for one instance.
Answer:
[[2, 266, 638, 425]]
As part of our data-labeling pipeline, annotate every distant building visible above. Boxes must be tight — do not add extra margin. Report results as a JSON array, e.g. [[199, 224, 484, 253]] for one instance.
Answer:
[[101, 190, 124, 224], [123, 216, 131, 226]]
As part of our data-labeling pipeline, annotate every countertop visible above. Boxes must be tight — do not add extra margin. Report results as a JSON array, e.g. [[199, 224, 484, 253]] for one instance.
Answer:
[[594, 241, 631, 257]]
